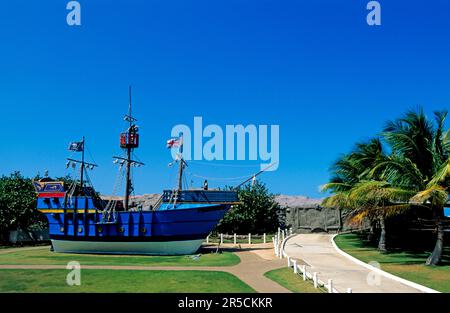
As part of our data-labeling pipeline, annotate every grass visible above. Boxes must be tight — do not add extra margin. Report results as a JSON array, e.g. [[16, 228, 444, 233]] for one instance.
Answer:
[[0, 269, 255, 293], [334, 233, 450, 292], [264, 268, 323, 293], [0, 246, 240, 267]]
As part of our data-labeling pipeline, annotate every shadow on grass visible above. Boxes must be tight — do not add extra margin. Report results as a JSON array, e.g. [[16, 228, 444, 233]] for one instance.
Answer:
[[339, 232, 450, 266]]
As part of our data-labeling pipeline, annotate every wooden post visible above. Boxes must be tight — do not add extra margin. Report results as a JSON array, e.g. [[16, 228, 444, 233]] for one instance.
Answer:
[[248, 233, 251, 244], [233, 233, 237, 245], [328, 279, 333, 293], [313, 272, 318, 288], [293, 260, 298, 274], [220, 233, 223, 245], [263, 233, 266, 244]]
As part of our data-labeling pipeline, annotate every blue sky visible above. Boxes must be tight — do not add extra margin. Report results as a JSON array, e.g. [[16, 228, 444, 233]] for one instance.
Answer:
[[1, 0, 450, 198]]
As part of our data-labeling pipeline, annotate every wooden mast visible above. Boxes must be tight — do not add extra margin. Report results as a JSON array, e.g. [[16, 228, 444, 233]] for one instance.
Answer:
[[79, 136, 85, 191], [177, 133, 184, 191], [124, 86, 133, 211]]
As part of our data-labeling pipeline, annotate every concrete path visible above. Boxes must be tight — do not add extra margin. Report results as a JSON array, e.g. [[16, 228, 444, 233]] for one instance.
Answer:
[[0, 243, 289, 293], [285, 234, 421, 293]]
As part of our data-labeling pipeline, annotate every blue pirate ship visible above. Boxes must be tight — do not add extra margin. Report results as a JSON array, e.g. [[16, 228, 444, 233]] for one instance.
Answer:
[[33, 88, 239, 255]]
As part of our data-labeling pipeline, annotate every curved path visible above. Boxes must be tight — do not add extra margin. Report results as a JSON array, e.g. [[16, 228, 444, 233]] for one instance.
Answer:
[[0, 244, 289, 293], [285, 234, 421, 293]]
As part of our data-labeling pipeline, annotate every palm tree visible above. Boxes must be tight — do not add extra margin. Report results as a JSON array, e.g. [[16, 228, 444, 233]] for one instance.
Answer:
[[322, 138, 397, 250], [347, 180, 414, 251], [376, 109, 450, 265]]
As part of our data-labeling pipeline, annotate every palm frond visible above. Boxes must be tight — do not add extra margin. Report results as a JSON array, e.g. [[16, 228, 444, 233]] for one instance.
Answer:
[[428, 157, 450, 186], [322, 192, 352, 209], [411, 185, 448, 207]]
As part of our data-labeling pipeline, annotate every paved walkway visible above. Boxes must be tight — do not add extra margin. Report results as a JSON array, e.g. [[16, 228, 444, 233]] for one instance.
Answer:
[[0, 243, 289, 293], [285, 234, 421, 293]]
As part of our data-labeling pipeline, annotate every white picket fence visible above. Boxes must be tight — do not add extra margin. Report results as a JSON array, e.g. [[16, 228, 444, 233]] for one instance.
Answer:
[[273, 228, 352, 294], [206, 233, 268, 245]]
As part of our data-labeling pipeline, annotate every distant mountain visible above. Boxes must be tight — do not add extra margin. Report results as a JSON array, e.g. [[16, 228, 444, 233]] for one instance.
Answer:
[[102, 193, 323, 210], [275, 195, 323, 208]]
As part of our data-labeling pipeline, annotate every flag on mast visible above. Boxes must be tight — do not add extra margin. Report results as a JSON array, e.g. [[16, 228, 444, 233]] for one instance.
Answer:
[[68, 141, 84, 152], [166, 137, 182, 149]]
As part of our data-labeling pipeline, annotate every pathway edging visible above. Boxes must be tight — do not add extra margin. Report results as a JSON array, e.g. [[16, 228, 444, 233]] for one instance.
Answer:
[[330, 234, 440, 294]]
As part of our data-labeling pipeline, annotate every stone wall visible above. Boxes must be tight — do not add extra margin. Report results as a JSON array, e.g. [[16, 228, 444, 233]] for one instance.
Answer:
[[285, 206, 342, 233]]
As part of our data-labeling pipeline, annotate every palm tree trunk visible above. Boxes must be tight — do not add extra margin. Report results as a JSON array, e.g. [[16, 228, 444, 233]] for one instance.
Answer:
[[426, 207, 444, 266], [378, 215, 387, 252], [367, 220, 375, 242]]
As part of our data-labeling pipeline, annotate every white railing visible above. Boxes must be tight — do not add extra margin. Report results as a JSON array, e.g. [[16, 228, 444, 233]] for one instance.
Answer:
[[205, 233, 269, 245], [273, 228, 352, 294]]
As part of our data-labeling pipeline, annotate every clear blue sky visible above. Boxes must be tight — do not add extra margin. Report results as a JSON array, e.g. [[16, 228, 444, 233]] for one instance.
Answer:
[[1, 1, 450, 198]]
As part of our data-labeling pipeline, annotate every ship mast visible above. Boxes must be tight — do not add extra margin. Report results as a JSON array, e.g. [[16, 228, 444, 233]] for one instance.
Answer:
[[66, 136, 98, 195], [80, 136, 85, 190], [114, 86, 144, 211], [177, 133, 184, 192], [124, 86, 133, 210]]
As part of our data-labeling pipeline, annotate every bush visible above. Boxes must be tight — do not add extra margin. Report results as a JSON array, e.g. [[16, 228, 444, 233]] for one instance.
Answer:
[[0, 172, 46, 243], [216, 181, 281, 234]]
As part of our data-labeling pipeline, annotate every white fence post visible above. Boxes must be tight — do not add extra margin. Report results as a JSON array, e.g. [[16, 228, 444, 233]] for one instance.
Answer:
[[313, 272, 318, 288], [347, 288, 352, 293], [278, 246, 283, 259], [301, 265, 306, 281], [328, 279, 333, 293], [293, 260, 298, 274], [248, 233, 251, 244], [220, 233, 223, 245], [287, 256, 291, 267], [206, 235, 209, 244], [234, 233, 237, 245], [263, 233, 266, 244], [277, 227, 280, 243], [282, 230, 285, 241]]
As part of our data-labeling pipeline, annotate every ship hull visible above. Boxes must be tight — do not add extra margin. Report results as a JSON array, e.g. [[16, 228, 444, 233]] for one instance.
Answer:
[[37, 189, 239, 255], [51, 238, 204, 255]]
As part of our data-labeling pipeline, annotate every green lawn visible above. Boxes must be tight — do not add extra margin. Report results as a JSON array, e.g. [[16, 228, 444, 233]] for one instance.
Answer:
[[264, 268, 323, 293], [334, 233, 450, 292], [0, 269, 255, 293], [0, 246, 240, 267]]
